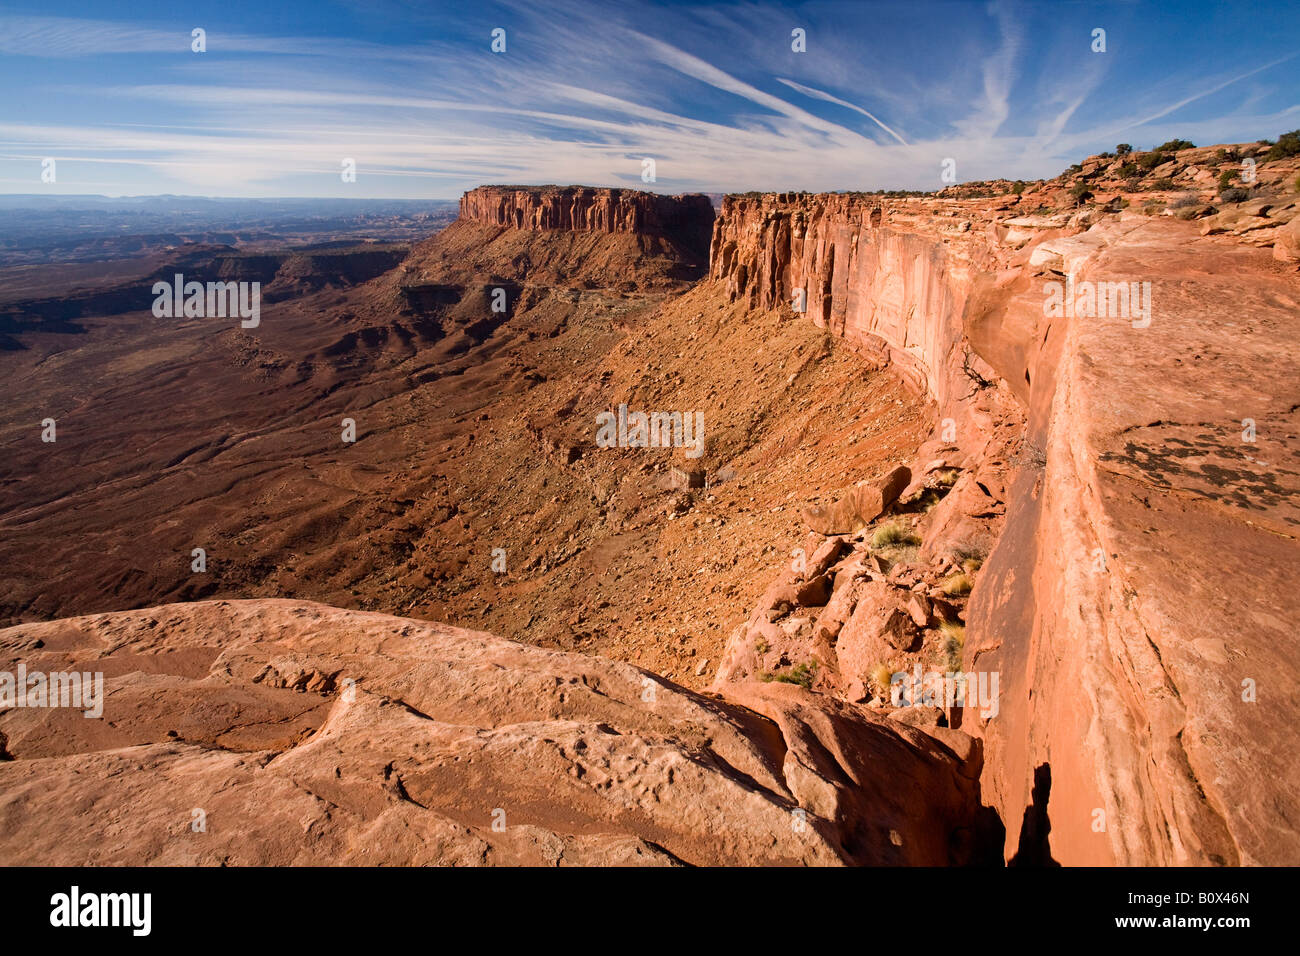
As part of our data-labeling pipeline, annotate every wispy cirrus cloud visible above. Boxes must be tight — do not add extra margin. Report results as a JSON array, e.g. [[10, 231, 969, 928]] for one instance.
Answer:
[[0, 1, 1296, 197], [775, 78, 909, 145]]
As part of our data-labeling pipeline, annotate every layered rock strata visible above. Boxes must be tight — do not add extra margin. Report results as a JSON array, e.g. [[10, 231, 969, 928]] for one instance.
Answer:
[[460, 185, 714, 264], [708, 192, 1300, 865]]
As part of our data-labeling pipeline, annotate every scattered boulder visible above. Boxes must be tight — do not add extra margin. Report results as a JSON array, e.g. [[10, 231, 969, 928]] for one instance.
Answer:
[[802, 465, 911, 534], [668, 466, 705, 490], [1274, 215, 1300, 262], [815, 577, 865, 641], [906, 593, 931, 628], [836, 581, 920, 687], [805, 535, 849, 577], [794, 574, 833, 607], [1170, 203, 1213, 221]]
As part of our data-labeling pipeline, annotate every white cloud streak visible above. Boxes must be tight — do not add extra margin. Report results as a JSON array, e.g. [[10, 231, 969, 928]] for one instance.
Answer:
[[0, 7, 1295, 198]]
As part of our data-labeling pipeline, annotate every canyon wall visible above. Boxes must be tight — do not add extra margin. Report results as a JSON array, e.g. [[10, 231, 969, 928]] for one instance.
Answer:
[[460, 185, 714, 263], [708, 194, 1300, 865], [710, 194, 1001, 408]]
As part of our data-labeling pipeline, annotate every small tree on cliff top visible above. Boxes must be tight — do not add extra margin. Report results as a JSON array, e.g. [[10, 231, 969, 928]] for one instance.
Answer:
[[1265, 130, 1300, 161]]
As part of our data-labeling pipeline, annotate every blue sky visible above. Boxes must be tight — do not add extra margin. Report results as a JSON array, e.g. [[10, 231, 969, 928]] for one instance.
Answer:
[[1, 0, 1297, 198]]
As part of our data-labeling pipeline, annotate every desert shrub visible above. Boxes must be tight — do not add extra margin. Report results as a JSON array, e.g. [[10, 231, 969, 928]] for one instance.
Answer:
[[1119, 163, 1141, 179], [901, 485, 947, 514], [952, 541, 986, 565], [1219, 187, 1250, 203], [1264, 129, 1300, 161], [1115, 143, 1133, 156], [940, 622, 965, 671], [953, 541, 982, 559], [941, 573, 973, 596], [762, 661, 816, 689], [1169, 192, 1200, 208], [1155, 139, 1195, 152], [1011, 181, 1027, 195], [933, 468, 960, 489], [870, 663, 896, 697], [1069, 182, 1094, 204], [1137, 151, 1170, 170], [872, 521, 921, 548]]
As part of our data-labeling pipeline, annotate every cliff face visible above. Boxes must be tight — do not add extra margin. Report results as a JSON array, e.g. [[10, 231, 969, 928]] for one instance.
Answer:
[[397, 186, 717, 294], [963, 219, 1300, 866], [708, 193, 1300, 865], [460, 185, 714, 265], [710, 194, 1000, 406]]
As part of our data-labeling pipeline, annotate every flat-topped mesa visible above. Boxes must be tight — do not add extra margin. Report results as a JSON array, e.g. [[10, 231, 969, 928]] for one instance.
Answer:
[[460, 185, 715, 258]]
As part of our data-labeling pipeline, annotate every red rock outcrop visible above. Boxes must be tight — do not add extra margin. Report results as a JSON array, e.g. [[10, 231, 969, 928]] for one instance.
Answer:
[[378, 186, 716, 296], [0, 599, 995, 865], [963, 218, 1300, 865], [461, 185, 714, 263], [707, 182, 1300, 865]]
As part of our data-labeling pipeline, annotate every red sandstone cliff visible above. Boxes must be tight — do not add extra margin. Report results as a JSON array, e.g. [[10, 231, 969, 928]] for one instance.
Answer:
[[460, 185, 714, 264], [707, 187, 1300, 865], [389, 186, 716, 295], [710, 193, 997, 405]]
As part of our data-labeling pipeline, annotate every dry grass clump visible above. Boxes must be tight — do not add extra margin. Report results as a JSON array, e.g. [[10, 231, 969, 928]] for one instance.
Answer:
[[761, 661, 816, 689], [872, 520, 921, 548], [940, 622, 966, 671], [870, 662, 896, 697], [941, 572, 973, 596]]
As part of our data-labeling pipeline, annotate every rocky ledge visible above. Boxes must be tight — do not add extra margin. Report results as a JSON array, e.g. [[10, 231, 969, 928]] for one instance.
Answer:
[[0, 599, 999, 865]]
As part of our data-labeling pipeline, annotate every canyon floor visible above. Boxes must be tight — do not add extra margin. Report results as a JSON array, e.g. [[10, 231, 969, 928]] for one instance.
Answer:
[[2, 142, 1298, 866], [0, 218, 926, 691]]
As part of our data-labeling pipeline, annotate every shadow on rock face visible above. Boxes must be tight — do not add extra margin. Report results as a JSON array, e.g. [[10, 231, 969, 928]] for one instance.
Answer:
[[1009, 762, 1061, 867]]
